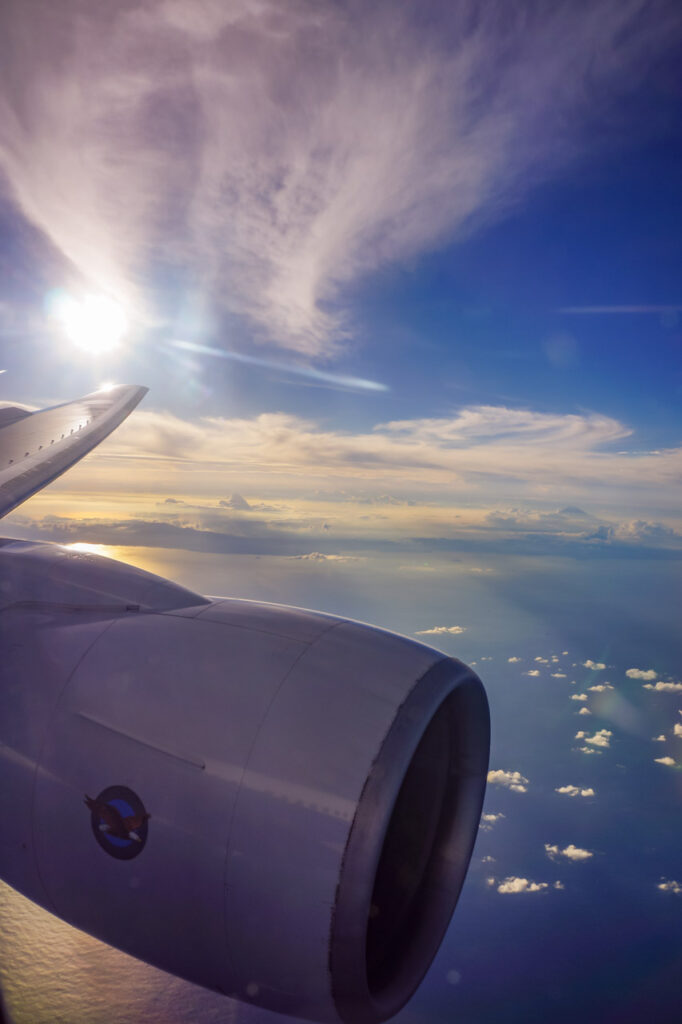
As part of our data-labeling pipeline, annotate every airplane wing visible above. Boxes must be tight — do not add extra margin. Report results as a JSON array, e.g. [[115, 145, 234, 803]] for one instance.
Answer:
[[0, 384, 147, 519]]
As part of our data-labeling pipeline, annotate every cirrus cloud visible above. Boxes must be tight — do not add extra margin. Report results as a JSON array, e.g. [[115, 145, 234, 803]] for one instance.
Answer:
[[0, 1, 680, 354]]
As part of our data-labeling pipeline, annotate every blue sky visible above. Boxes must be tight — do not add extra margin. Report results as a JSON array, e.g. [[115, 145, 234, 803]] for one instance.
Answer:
[[1, 1, 681, 557], [0, 1, 681, 1022]]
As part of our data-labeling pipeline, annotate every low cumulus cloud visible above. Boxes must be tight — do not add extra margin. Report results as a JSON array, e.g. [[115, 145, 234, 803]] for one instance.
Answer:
[[583, 660, 607, 671], [487, 769, 529, 793], [626, 668, 658, 680], [644, 681, 682, 692], [571, 693, 588, 702], [551, 672, 567, 678], [480, 812, 505, 830], [588, 683, 614, 692], [1, 1, 679, 354], [576, 728, 612, 749], [674, 723, 682, 738], [578, 707, 592, 716], [658, 879, 682, 894], [508, 656, 521, 663], [494, 877, 564, 894], [545, 843, 593, 861], [415, 625, 467, 636], [526, 669, 541, 677], [555, 786, 595, 798], [654, 756, 677, 767]]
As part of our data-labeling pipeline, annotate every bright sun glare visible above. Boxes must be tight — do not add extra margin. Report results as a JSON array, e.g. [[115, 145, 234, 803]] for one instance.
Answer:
[[48, 290, 128, 354]]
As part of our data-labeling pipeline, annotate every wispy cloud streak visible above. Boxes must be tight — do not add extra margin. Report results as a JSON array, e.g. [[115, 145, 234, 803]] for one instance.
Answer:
[[0, 0, 679, 354], [560, 306, 682, 315], [169, 339, 387, 392]]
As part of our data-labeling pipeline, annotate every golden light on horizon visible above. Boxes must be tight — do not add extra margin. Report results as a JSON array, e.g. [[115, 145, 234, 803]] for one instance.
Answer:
[[62, 541, 118, 559]]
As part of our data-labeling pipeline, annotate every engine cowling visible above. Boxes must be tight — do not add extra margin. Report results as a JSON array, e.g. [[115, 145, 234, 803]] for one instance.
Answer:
[[0, 539, 489, 1023]]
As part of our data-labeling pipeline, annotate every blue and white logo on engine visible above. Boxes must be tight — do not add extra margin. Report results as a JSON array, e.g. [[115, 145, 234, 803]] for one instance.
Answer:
[[85, 785, 150, 860]]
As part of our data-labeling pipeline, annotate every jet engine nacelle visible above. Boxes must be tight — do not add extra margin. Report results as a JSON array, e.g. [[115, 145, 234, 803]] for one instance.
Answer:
[[0, 539, 489, 1023]]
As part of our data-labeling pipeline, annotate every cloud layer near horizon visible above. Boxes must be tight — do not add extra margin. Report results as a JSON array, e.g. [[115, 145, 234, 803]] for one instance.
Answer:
[[1, 0, 679, 354], [76, 401, 682, 511]]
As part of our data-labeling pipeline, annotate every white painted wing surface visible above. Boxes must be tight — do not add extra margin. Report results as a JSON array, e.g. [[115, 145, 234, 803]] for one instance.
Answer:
[[0, 384, 147, 519]]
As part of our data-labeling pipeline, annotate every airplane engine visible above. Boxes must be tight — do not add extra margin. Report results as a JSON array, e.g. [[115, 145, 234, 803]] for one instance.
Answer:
[[0, 539, 489, 1023]]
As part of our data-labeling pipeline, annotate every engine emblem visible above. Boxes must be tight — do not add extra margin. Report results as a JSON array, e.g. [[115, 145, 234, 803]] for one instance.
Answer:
[[85, 785, 150, 860]]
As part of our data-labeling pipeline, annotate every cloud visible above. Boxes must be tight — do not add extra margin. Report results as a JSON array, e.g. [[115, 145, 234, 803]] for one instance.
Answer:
[[526, 669, 541, 677], [658, 879, 682, 894], [652, 735, 666, 742], [287, 552, 360, 562], [588, 683, 614, 692], [674, 724, 682, 738], [481, 855, 496, 864], [626, 668, 658, 680], [551, 672, 567, 678], [570, 693, 588, 701], [561, 305, 682, 316], [654, 756, 677, 767], [1, 1, 680, 354], [535, 657, 549, 663], [481, 812, 505, 824], [487, 769, 529, 793], [218, 493, 252, 511], [545, 843, 593, 861], [575, 728, 612, 748], [643, 682, 682, 692], [613, 520, 682, 545], [414, 625, 467, 636], [578, 707, 592, 716], [35, 401, 682, 523], [508, 657, 521, 663], [495, 877, 563, 894], [583, 660, 607, 671], [555, 786, 595, 798], [579, 747, 601, 755]]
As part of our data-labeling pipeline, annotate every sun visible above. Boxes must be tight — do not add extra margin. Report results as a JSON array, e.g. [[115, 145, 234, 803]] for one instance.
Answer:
[[48, 290, 128, 354]]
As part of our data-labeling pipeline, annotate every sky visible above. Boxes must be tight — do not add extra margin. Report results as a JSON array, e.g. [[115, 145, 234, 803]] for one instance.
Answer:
[[0, 1, 681, 1023]]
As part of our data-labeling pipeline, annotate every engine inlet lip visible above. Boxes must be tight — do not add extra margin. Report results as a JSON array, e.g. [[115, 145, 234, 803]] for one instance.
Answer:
[[329, 656, 490, 1024]]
